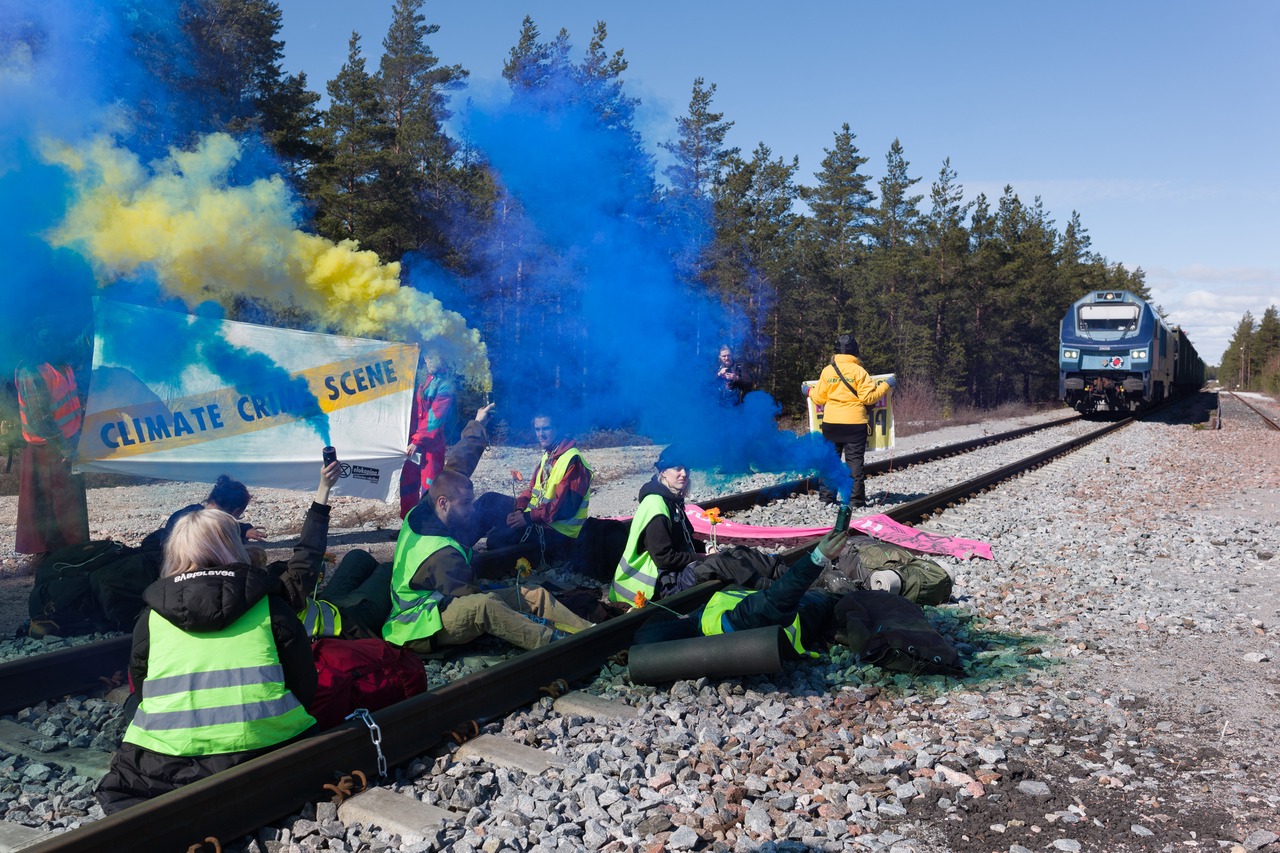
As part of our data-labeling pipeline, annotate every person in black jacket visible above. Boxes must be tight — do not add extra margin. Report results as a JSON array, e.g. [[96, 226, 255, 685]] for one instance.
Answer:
[[715, 345, 752, 406], [96, 462, 339, 814], [139, 475, 266, 554]]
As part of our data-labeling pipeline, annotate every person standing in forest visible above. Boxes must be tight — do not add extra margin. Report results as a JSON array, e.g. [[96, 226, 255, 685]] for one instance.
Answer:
[[806, 334, 895, 507], [400, 352, 456, 519], [14, 321, 90, 561], [715, 345, 752, 406]]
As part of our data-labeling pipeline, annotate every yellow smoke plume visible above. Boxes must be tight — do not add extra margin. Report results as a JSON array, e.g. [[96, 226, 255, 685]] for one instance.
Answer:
[[45, 133, 490, 389]]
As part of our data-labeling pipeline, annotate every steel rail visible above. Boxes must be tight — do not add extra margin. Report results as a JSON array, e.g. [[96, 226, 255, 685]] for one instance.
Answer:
[[24, 415, 1132, 851], [0, 543, 538, 718], [0, 412, 1083, 710], [1225, 390, 1280, 431], [23, 582, 722, 853], [700, 411, 1081, 512]]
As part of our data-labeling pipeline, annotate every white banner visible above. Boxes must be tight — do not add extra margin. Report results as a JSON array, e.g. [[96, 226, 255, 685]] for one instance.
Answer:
[[78, 301, 417, 501]]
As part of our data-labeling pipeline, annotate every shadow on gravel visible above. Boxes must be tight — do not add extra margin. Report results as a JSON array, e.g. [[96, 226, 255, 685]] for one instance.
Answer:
[[825, 607, 1054, 695], [1144, 390, 1217, 426]]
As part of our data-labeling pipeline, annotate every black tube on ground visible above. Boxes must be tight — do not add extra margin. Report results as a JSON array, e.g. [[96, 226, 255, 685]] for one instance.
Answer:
[[628, 626, 784, 685]]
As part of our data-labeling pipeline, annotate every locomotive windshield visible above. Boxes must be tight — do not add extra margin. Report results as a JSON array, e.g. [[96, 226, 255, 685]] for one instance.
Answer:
[[1078, 304, 1140, 334]]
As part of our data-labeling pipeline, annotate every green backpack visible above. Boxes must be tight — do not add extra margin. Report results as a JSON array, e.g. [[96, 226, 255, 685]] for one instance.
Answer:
[[827, 536, 954, 606]]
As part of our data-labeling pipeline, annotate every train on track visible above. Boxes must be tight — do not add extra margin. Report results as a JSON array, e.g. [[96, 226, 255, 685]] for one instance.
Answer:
[[1059, 290, 1205, 414]]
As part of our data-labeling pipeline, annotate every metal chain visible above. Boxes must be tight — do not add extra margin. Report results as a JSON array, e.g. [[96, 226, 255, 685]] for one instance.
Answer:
[[345, 708, 387, 778]]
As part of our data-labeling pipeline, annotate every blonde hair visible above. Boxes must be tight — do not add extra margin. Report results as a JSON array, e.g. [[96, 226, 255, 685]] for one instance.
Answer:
[[162, 508, 253, 578]]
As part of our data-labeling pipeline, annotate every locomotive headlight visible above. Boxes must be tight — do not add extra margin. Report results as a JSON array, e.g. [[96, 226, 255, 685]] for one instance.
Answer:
[[1131, 349, 1148, 360], [1062, 349, 1078, 360]]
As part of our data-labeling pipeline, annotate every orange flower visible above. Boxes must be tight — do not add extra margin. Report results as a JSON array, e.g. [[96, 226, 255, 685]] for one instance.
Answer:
[[704, 507, 722, 525], [515, 557, 533, 578], [633, 591, 648, 609], [510, 469, 524, 482], [323, 552, 336, 564]]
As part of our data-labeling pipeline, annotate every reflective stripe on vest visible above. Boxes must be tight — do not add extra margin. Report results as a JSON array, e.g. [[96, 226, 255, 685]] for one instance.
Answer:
[[17, 364, 82, 444], [608, 493, 669, 605], [700, 588, 819, 659], [382, 526, 457, 645], [527, 446, 592, 539], [123, 597, 315, 756], [300, 598, 342, 639]]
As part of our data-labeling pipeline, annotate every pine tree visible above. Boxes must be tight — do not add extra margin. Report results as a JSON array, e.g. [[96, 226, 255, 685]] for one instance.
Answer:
[[662, 78, 737, 202], [376, 0, 468, 261], [1252, 306, 1280, 392], [307, 33, 394, 251], [867, 139, 923, 377], [179, 0, 320, 178], [920, 158, 973, 407], [798, 123, 874, 344], [709, 143, 800, 391], [1220, 312, 1256, 390]]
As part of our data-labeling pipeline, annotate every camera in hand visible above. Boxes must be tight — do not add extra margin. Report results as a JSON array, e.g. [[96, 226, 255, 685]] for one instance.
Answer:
[[834, 502, 852, 531], [322, 446, 338, 467]]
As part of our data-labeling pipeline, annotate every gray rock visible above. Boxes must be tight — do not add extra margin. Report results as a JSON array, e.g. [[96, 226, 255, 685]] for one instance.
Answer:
[[1245, 830, 1280, 851], [667, 825, 701, 850], [1017, 780, 1051, 798]]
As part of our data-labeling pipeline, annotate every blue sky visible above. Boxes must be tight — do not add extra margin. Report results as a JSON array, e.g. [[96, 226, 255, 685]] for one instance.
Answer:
[[277, 0, 1279, 366]]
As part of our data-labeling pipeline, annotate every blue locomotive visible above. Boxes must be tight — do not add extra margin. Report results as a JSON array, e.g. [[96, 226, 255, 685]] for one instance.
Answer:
[[1059, 290, 1203, 414]]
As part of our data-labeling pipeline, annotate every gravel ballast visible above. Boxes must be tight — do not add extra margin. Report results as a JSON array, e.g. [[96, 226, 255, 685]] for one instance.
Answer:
[[1, 395, 1278, 852]]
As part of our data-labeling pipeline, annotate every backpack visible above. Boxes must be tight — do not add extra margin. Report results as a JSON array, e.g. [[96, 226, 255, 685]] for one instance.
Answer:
[[310, 638, 428, 730], [29, 540, 146, 636], [822, 536, 954, 606], [835, 590, 963, 677]]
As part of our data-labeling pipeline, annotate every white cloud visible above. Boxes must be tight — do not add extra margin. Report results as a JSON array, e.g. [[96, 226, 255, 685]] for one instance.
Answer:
[[1147, 266, 1280, 366]]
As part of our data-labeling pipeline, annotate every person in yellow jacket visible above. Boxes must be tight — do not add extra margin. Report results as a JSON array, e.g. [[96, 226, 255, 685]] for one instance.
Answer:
[[806, 334, 895, 507]]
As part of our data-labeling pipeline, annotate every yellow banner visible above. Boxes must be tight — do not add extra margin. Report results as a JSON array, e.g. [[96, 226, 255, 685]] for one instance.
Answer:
[[81, 345, 416, 460]]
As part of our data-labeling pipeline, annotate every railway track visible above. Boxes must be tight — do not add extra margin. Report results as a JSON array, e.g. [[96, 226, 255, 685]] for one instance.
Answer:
[[0, 411, 1085, 714], [14, 412, 1131, 852], [1223, 390, 1280, 431]]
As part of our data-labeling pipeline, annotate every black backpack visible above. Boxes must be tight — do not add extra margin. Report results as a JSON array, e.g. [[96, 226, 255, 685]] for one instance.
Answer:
[[29, 540, 160, 636], [835, 590, 964, 677]]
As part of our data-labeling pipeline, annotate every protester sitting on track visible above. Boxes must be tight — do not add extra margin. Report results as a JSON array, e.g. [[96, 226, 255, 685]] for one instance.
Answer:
[[608, 445, 707, 606], [140, 475, 267, 553], [471, 409, 592, 563], [632, 527, 848, 652], [95, 462, 341, 815], [383, 402, 593, 656]]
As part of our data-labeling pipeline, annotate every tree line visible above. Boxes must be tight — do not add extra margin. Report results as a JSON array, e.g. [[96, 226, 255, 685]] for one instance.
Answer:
[[120, 0, 1157, 417], [1219, 307, 1280, 393]]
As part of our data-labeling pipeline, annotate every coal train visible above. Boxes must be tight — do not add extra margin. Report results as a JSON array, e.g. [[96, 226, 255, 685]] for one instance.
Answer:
[[1059, 290, 1204, 414]]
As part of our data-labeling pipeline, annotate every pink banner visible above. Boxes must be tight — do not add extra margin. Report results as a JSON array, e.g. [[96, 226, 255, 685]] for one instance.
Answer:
[[682, 506, 993, 561], [849, 513, 993, 561]]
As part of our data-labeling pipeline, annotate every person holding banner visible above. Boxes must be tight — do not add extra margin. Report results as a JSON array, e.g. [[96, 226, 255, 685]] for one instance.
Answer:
[[805, 334, 895, 507], [14, 322, 90, 560], [400, 353, 456, 518]]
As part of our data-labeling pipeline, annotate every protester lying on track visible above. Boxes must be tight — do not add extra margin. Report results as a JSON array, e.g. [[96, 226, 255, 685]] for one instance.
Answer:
[[140, 475, 267, 553], [95, 462, 340, 815], [631, 528, 849, 652]]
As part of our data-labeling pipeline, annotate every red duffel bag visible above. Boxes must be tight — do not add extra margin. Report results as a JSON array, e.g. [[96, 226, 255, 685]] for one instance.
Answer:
[[310, 638, 428, 730]]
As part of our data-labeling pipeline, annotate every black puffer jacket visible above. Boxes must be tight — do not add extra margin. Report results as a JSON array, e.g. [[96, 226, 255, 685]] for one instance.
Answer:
[[96, 505, 327, 815], [634, 478, 705, 573]]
